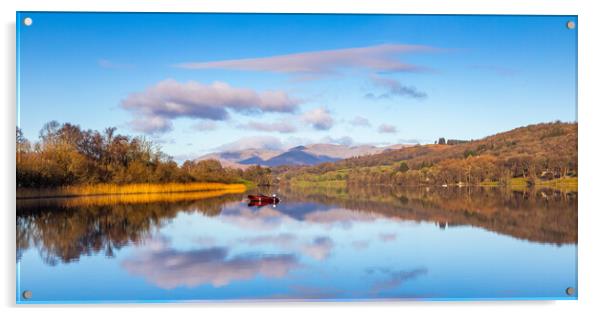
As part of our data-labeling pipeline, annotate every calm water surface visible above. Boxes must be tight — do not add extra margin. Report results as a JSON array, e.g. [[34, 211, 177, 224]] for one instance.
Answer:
[[16, 186, 577, 302]]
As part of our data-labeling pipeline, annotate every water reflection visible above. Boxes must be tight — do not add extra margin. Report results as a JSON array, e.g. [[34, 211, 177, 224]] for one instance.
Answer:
[[17, 193, 244, 264], [279, 185, 577, 244], [16, 185, 577, 301], [367, 267, 429, 295], [122, 237, 300, 289]]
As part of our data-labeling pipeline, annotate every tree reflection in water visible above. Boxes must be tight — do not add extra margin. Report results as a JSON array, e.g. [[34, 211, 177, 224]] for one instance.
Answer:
[[17, 193, 245, 264], [279, 185, 577, 245], [17, 185, 576, 266]]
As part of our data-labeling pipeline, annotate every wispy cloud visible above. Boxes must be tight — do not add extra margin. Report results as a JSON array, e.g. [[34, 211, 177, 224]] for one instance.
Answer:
[[240, 121, 298, 134], [350, 116, 372, 127], [239, 233, 297, 247], [301, 107, 334, 130], [175, 44, 437, 79], [130, 116, 173, 134], [397, 138, 422, 145], [192, 120, 218, 131], [121, 79, 300, 134], [379, 233, 397, 242], [320, 136, 354, 146], [378, 124, 397, 134], [217, 136, 284, 151], [368, 267, 428, 294], [150, 136, 176, 145], [365, 76, 427, 100], [302, 237, 334, 261]]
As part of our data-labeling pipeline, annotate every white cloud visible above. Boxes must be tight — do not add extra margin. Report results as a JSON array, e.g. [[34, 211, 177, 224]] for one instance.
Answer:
[[365, 75, 427, 100], [217, 136, 284, 151], [130, 116, 173, 134], [122, 237, 300, 289], [301, 107, 334, 130], [378, 124, 398, 134], [240, 121, 297, 133], [121, 79, 300, 134]]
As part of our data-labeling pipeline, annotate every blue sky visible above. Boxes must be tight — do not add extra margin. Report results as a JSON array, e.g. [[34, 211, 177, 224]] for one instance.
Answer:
[[17, 13, 577, 161]]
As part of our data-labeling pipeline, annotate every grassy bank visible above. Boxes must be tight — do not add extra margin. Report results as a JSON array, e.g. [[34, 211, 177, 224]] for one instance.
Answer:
[[537, 177, 578, 190], [480, 177, 577, 191], [289, 179, 347, 189], [287, 176, 577, 192], [17, 182, 249, 199]]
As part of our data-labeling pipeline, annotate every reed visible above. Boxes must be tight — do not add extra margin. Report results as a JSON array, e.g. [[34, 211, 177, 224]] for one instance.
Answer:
[[17, 182, 248, 199], [17, 187, 246, 208]]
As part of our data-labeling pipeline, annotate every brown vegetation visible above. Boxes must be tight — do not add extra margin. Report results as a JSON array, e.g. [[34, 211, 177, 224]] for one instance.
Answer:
[[16, 121, 271, 189], [16, 182, 246, 200], [279, 122, 577, 187]]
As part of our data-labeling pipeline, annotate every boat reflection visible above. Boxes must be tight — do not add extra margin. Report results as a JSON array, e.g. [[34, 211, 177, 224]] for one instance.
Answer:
[[247, 194, 280, 208]]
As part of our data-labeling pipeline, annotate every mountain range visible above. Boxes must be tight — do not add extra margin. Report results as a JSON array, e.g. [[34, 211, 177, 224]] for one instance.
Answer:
[[196, 143, 409, 168]]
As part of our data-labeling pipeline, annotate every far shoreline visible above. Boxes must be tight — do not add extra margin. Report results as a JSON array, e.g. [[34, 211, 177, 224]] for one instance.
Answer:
[[286, 176, 578, 192]]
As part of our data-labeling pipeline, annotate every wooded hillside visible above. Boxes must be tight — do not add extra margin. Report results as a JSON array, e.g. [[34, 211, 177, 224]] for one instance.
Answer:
[[280, 122, 577, 187]]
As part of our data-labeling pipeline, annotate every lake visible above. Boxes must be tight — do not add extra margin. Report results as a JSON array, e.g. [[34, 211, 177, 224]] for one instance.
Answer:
[[16, 185, 577, 302]]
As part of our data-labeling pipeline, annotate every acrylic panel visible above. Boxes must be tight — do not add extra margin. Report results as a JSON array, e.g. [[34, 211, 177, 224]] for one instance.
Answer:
[[16, 12, 578, 303]]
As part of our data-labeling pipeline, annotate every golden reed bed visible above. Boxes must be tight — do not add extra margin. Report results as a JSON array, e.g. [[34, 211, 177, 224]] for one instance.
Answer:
[[17, 188, 246, 209], [17, 182, 247, 199], [17, 182, 247, 208]]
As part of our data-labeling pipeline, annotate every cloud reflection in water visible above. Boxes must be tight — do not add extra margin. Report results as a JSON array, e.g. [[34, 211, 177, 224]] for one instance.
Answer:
[[122, 237, 300, 289]]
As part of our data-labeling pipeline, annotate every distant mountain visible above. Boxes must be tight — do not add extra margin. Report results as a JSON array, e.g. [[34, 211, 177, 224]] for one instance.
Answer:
[[194, 153, 250, 169], [303, 144, 387, 159], [262, 146, 339, 166], [196, 143, 411, 168], [196, 148, 280, 169], [238, 156, 265, 165]]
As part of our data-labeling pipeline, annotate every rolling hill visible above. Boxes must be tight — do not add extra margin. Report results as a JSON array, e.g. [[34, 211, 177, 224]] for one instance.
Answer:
[[280, 122, 578, 187], [196, 143, 410, 168]]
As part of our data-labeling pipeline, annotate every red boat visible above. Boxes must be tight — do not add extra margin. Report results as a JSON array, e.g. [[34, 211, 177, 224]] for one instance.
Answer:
[[247, 194, 280, 205]]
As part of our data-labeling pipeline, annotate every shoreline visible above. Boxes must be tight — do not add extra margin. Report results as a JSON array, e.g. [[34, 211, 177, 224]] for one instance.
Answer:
[[286, 177, 578, 191], [16, 182, 249, 200]]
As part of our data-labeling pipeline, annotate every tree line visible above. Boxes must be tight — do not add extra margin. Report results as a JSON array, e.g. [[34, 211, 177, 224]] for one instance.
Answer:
[[279, 122, 578, 187], [17, 121, 270, 188]]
